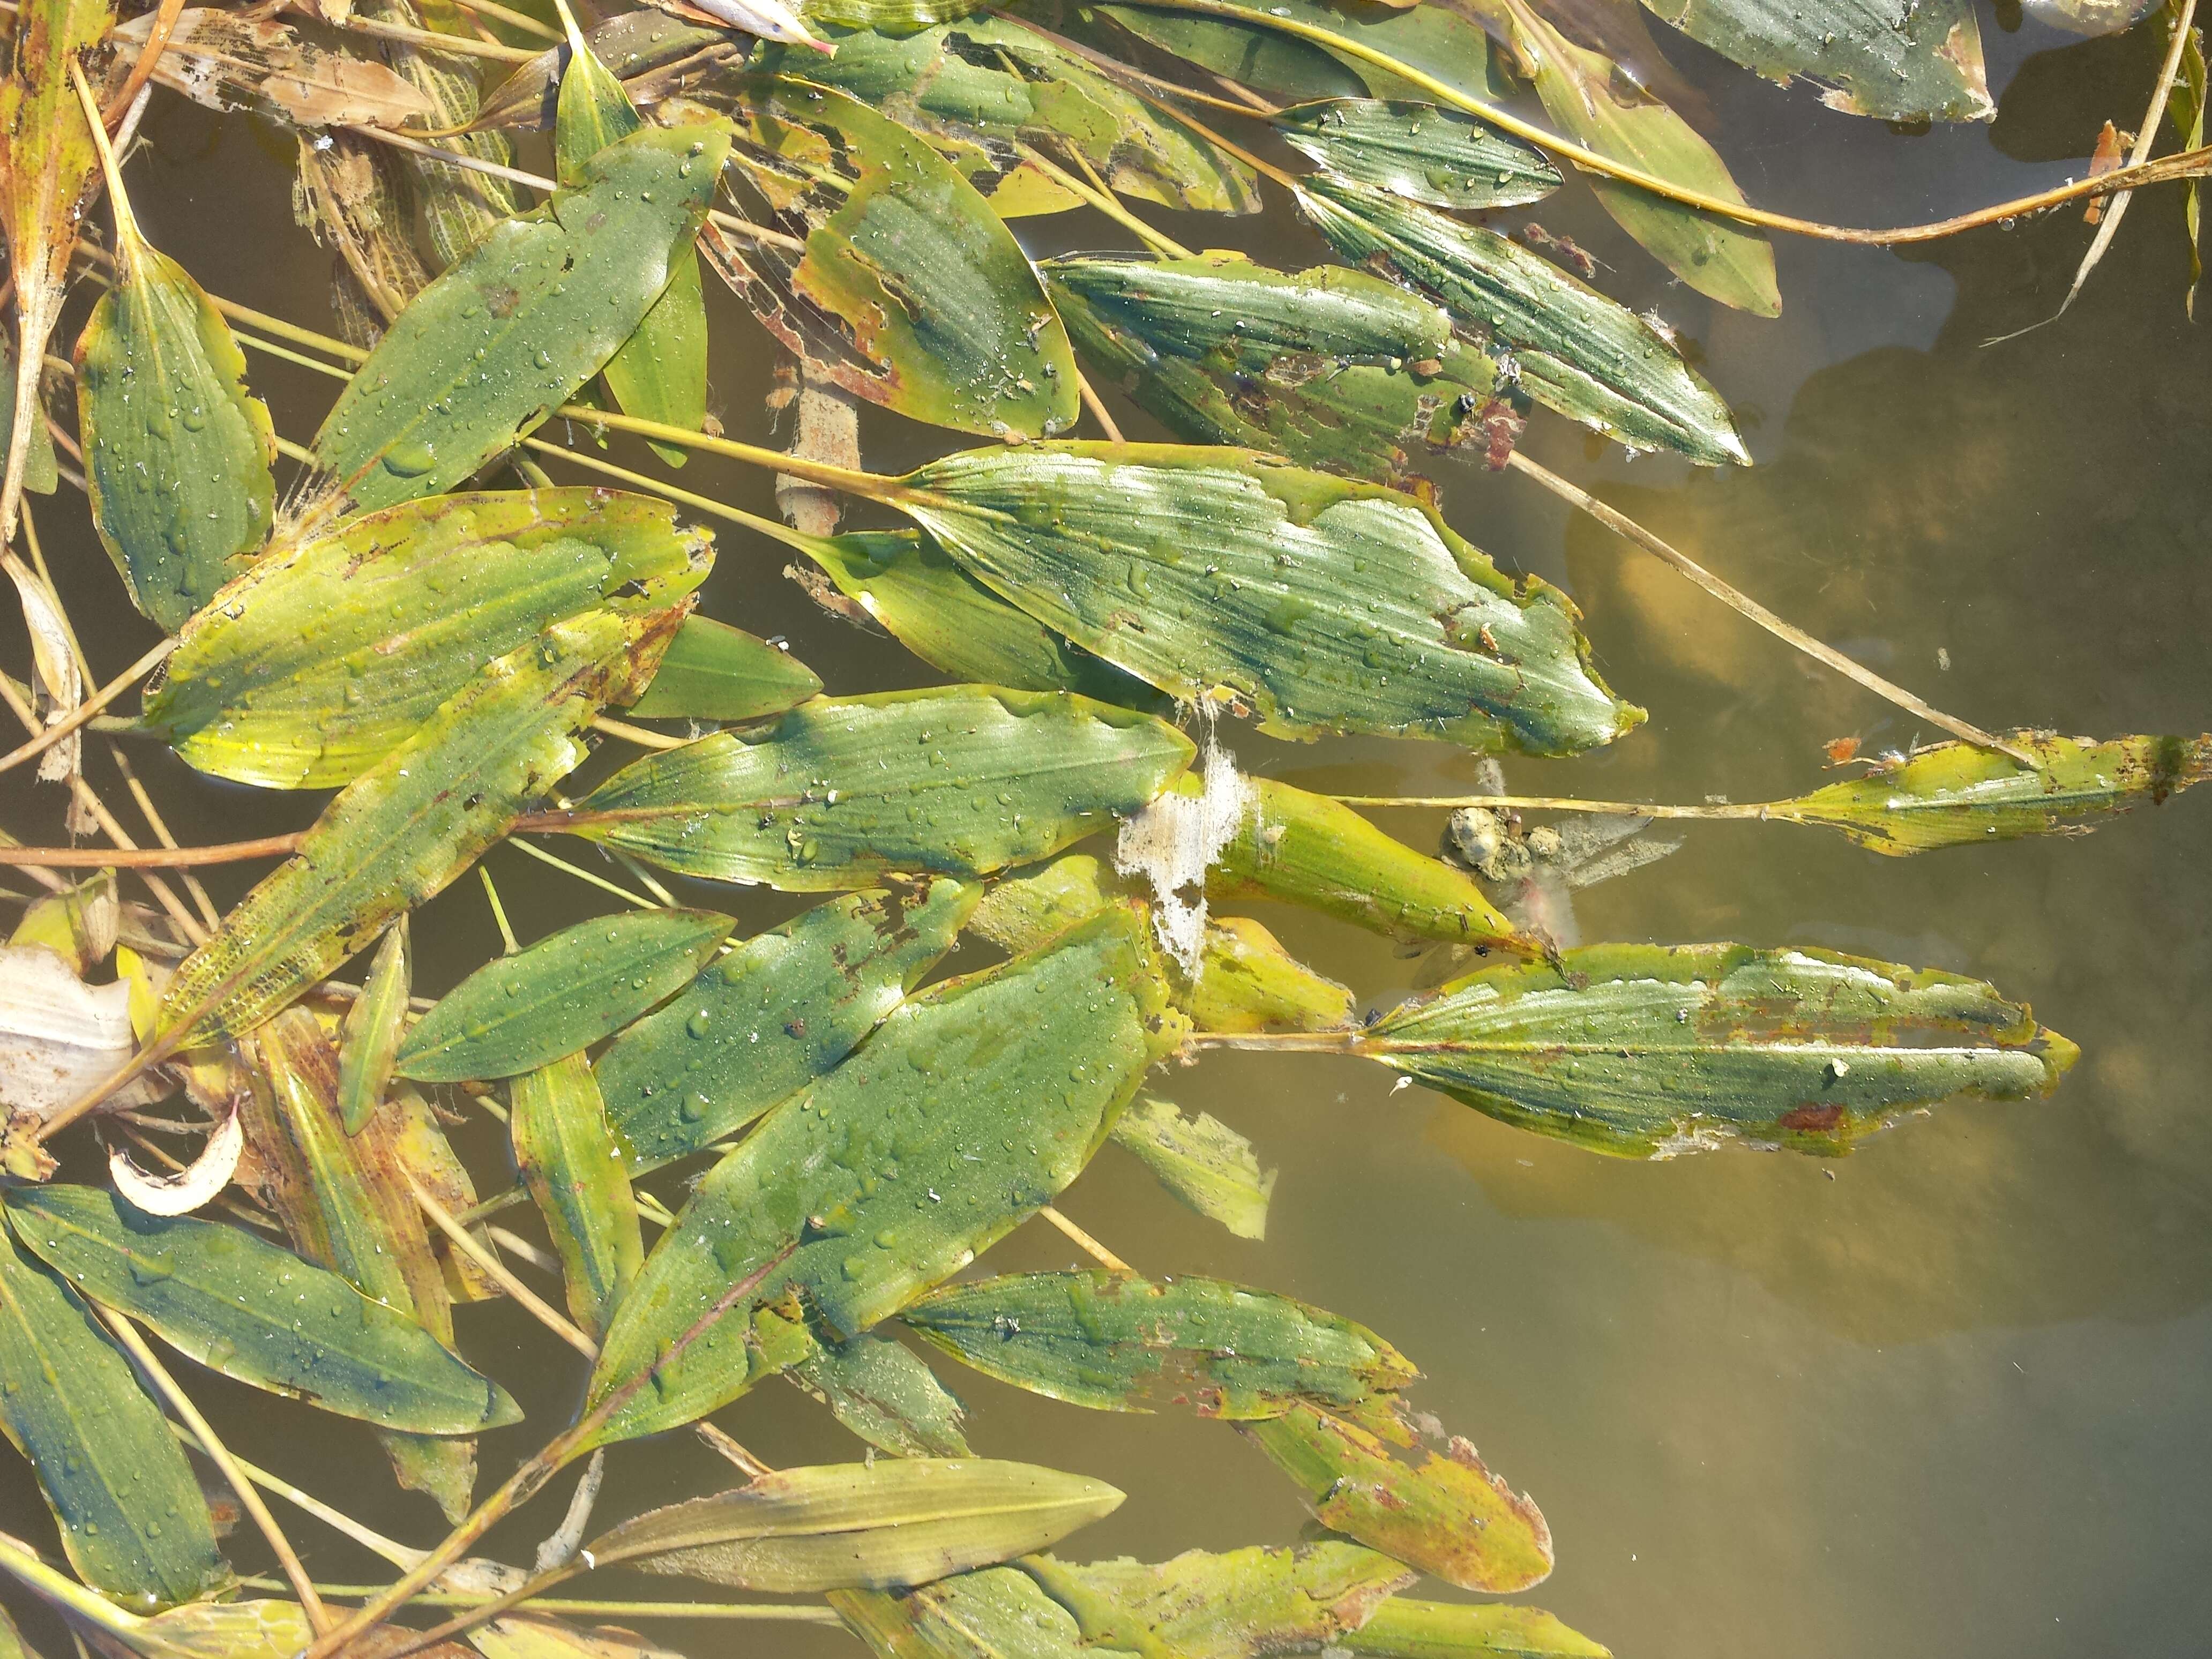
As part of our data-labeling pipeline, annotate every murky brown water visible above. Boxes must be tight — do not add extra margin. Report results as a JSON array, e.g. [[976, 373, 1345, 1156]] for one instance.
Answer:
[[6, 11, 2212, 1657]]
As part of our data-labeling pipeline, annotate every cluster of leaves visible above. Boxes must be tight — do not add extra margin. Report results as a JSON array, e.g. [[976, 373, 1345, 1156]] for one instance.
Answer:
[[0, 0, 2206, 1653]]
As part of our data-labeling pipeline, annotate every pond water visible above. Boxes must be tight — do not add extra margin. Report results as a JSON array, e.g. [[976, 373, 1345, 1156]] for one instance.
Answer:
[[5, 10, 2211, 1658]]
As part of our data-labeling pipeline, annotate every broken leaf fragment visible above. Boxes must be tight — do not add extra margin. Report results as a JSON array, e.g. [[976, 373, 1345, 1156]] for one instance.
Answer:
[[1109, 1097, 1277, 1239], [790, 1331, 973, 1459], [1362, 943, 2079, 1157]]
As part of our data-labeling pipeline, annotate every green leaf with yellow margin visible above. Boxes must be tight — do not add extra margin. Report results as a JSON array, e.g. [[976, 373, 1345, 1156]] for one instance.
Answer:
[[568, 687, 1195, 890], [905, 1272, 1416, 1418], [143, 488, 710, 790], [900, 444, 1640, 754], [1362, 942, 2080, 1158], [337, 915, 410, 1135], [0, 1224, 227, 1610], [1109, 1096, 1275, 1238], [1340, 1597, 1613, 1659], [623, 615, 823, 722], [832, 1566, 1087, 1659], [582, 902, 1184, 1445], [790, 1331, 973, 1459], [511, 1053, 644, 1341], [1183, 916, 1354, 1036]]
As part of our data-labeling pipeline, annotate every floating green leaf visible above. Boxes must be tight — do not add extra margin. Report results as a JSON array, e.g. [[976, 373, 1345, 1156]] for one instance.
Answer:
[[754, 18, 1260, 216], [584, 903, 1182, 1444], [1640, 0, 1991, 122], [1019, 1541, 1414, 1659], [396, 907, 733, 1083], [0, 1224, 227, 1610], [584, 1459, 1121, 1591], [1276, 98, 1559, 210], [800, 529, 1164, 708], [1245, 1398, 1552, 1593], [74, 126, 275, 632], [906, 1272, 1415, 1418], [791, 1331, 973, 1459], [1109, 1096, 1275, 1238], [1772, 731, 2212, 855], [1091, 4, 1367, 100], [143, 488, 711, 789], [967, 854, 1117, 955], [1045, 252, 1501, 487], [2, 1184, 520, 1433], [310, 124, 727, 512], [598, 881, 977, 1174], [160, 606, 671, 1044], [1105, 0, 1515, 103], [730, 80, 1078, 440], [1298, 175, 1748, 466], [512, 1053, 644, 1340], [479, 12, 730, 133], [1184, 915, 1354, 1036], [624, 615, 824, 721], [902, 444, 1639, 754], [832, 1565, 1087, 1659], [1339, 1597, 1613, 1659], [568, 686, 1194, 889], [337, 915, 410, 1135], [1362, 943, 2080, 1157]]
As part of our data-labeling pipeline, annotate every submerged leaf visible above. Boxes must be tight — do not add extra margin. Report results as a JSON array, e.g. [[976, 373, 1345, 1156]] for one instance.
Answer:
[[112, 8, 436, 129], [1340, 1598, 1613, 1658], [832, 1566, 1086, 1659], [791, 1331, 973, 1459], [585, 1460, 1122, 1590], [598, 881, 977, 1174], [906, 1272, 1415, 1418], [0, 1223, 227, 1609], [1276, 98, 1560, 210], [1640, 0, 1991, 122], [1775, 731, 2212, 855], [397, 908, 733, 1082], [512, 1054, 643, 1341], [469, 1615, 683, 1658], [144, 488, 711, 789], [902, 444, 1640, 754], [569, 687, 1195, 889], [0, 944, 159, 1122], [1245, 1398, 1552, 1593], [1298, 175, 1747, 465], [1184, 916, 1355, 1038], [584, 903, 1182, 1444], [624, 615, 824, 721], [1045, 252, 1501, 487], [2, 1184, 519, 1433], [1109, 1096, 1276, 1238], [311, 125, 727, 512], [160, 607, 669, 1044], [1364, 943, 2080, 1157]]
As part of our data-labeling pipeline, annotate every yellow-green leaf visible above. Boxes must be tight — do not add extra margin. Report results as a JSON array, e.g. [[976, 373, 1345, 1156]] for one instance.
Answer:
[[512, 1053, 643, 1340], [623, 615, 823, 722], [337, 916, 410, 1135], [1108, 1097, 1276, 1238]]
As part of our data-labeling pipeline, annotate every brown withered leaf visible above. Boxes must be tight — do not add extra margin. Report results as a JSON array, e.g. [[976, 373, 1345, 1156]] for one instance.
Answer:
[[113, 8, 436, 129]]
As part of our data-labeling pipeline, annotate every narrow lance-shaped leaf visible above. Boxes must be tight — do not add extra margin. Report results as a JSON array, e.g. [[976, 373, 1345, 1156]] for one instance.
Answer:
[[797, 529, 1165, 709], [397, 907, 733, 1083], [1362, 942, 2080, 1158], [1109, 1097, 1276, 1239], [583, 903, 1184, 1445], [728, 80, 1079, 440], [311, 124, 727, 512], [598, 881, 978, 1174], [0, 1223, 228, 1609], [790, 1331, 972, 1459], [1639, 0, 1991, 122], [143, 488, 711, 790], [555, 6, 708, 466], [623, 615, 824, 722], [902, 444, 1641, 755], [1018, 1541, 1415, 1659], [160, 605, 675, 1044], [584, 1460, 1123, 1591], [1769, 731, 2212, 855], [2, 1184, 520, 1434], [905, 1272, 1416, 1418], [1297, 175, 1747, 466], [337, 915, 410, 1134], [1340, 1598, 1614, 1659], [240, 1007, 485, 1518], [1275, 99, 1560, 210], [512, 1053, 642, 1341], [1245, 1397, 1553, 1593], [1455, 0, 1780, 315], [1044, 253, 1503, 488], [73, 92, 275, 632], [567, 687, 1195, 890]]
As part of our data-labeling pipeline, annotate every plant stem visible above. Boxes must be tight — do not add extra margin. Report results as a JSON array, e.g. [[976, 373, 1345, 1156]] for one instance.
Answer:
[[1329, 791, 1773, 816], [1500, 451, 2035, 766], [1016, 141, 1194, 258], [0, 636, 173, 778], [1113, 0, 2212, 243], [0, 832, 307, 868], [169, 1424, 425, 1570], [505, 834, 659, 909], [2058, 0, 2200, 314], [407, 1175, 599, 1358], [1038, 1205, 1132, 1272], [99, 1310, 333, 1633]]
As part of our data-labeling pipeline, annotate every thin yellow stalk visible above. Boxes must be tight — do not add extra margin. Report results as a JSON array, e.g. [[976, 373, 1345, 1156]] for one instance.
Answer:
[[1038, 1205, 1133, 1272], [407, 1175, 599, 1358], [0, 636, 173, 778]]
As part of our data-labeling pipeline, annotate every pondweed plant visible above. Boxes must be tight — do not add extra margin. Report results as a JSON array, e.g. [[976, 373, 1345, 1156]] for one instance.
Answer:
[[0, 0, 2206, 1650]]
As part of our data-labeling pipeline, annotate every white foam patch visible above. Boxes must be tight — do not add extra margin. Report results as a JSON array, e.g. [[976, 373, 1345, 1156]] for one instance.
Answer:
[[1115, 735, 1255, 978]]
